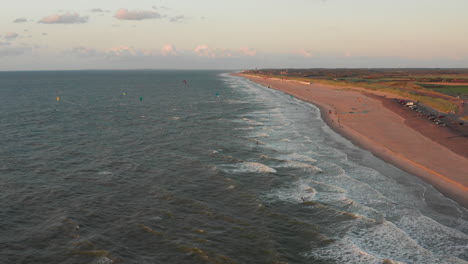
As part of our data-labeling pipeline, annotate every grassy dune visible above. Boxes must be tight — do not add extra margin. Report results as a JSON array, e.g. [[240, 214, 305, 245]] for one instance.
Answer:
[[246, 72, 460, 113]]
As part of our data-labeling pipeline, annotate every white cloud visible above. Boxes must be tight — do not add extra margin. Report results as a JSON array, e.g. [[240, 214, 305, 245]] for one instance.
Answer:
[[71, 46, 102, 57], [299, 49, 314, 57], [169, 15, 185, 23], [4, 32, 19, 40], [0, 47, 28, 57], [161, 44, 177, 56], [239, 47, 257, 56], [109, 45, 137, 56], [194, 45, 233, 58], [90, 8, 109, 13], [13, 18, 27, 23], [108, 45, 156, 56], [39, 13, 89, 24], [114, 8, 161, 20]]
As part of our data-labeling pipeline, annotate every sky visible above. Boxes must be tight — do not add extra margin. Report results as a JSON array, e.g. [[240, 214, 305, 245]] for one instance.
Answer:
[[1, 0, 467, 70]]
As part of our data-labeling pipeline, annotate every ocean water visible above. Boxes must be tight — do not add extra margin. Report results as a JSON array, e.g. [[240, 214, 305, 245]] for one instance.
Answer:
[[0, 70, 467, 264]]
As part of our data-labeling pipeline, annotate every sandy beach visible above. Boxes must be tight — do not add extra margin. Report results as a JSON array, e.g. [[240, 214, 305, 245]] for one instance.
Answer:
[[237, 73, 468, 208]]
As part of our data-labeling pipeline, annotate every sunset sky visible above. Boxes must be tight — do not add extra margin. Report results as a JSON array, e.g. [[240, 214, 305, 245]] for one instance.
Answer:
[[1, 0, 467, 70]]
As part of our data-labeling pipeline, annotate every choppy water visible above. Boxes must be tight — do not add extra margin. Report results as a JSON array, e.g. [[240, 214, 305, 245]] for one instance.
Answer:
[[0, 70, 467, 264]]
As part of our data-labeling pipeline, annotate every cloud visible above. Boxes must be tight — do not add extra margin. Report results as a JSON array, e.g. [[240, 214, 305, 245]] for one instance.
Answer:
[[13, 18, 27, 23], [299, 49, 314, 57], [90, 8, 108, 13], [108, 45, 156, 57], [239, 47, 257, 56], [4, 32, 19, 40], [0, 47, 28, 57], [109, 45, 137, 56], [195, 45, 215, 57], [39, 13, 89, 24], [114, 8, 161, 20], [195, 45, 233, 58], [169, 15, 185, 23], [161, 44, 177, 56], [71, 46, 102, 57], [194, 45, 258, 58], [70, 45, 157, 58]]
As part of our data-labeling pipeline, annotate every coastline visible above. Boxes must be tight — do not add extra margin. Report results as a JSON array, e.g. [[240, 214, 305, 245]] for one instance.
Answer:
[[235, 73, 468, 208]]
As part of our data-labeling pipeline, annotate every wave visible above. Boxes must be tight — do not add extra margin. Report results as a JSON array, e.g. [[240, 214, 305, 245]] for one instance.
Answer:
[[278, 153, 317, 163], [264, 181, 317, 203], [247, 138, 266, 145], [274, 161, 322, 173], [393, 209, 468, 259], [241, 118, 264, 126], [97, 171, 112, 175], [233, 162, 277, 173], [306, 217, 468, 264], [304, 237, 399, 264]]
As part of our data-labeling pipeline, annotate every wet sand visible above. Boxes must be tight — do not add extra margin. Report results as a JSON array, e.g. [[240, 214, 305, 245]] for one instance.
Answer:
[[237, 74, 468, 208]]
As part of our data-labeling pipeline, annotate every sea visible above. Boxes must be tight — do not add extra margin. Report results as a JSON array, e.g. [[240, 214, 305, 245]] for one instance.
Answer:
[[0, 70, 467, 264]]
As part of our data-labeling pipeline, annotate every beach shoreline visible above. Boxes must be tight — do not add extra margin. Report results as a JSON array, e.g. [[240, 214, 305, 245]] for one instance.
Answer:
[[235, 73, 468, 208]]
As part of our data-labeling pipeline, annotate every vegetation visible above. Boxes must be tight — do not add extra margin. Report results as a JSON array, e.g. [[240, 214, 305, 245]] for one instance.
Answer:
[[243, 68, 468, 113], [417, 84, 468, 98]]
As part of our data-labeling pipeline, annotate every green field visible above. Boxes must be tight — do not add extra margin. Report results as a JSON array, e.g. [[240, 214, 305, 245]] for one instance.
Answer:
[[417, 84, 468, 98]]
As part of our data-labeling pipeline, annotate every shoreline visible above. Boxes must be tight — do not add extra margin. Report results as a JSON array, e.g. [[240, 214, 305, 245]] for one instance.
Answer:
[[235, 73, 468, 208]]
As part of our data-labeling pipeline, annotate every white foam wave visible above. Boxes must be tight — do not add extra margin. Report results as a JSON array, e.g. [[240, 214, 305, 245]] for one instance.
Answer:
[[279, 153, 317, 163], [233, 126, 254, 130], [256, 132, 269, 137], [92, 256, 115, 264], [97, 171, 112, 175], [265, 181, 317, 203], [394, 209, 468, 259], [233, 162, 277, 173], [225, 99, 248, 104], [274, 161, 322, 173], [310, 220, 468, 264], [241, 118, 264, 126], [304, 237, 399, 264]]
